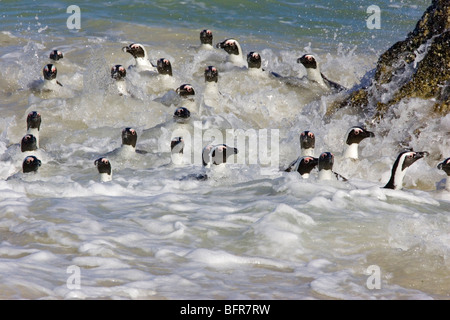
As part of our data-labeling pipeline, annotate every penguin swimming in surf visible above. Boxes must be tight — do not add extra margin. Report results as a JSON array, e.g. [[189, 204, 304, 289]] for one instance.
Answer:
[[284, 131, 317, 176], [317, 152, 348, 181], [343, 126, 375, 160], [110, 64, 130, 96], [94, 157, 112, 182], [122, 43, 157, 74], [216, 38, 246, 68], [49, 50, 64, 62], [199, 29, 214, 50], [297, 54, 347, 93], [30, 64, 63, 93], [103, 127, 148, 164], [26, 111, 41, 148], [383, 150, 429, 190]]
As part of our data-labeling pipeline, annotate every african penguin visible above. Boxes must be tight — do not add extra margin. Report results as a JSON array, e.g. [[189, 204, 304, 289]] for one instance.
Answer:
[[95, 157, 112, 182], [34, 64, 63, 92], [216, 38, 246, 68], [155, 58, 176, 90], [26, 111, 41, 148], [110, 64, 129, 96], [21, 134, 38, 153], [49, 50, 64, 62], [318, 152, 347, 181], [343, 126, 375, 160], [284, 156, 319, 179], [122, 43, 157, 73], [105, 127, 148, 161], [171, 136, 185, 166], [297, 54, 346, 93], [383, 150, 429, 190], [22, 155, 41, 174], [247, 51, 269, 78], [202, 144, 239, 167], [200, 29, 214, 50], [202, 66, 222, 111], [299, 131, 315, 157], [176, 84, 198, 113], [437, 157, 450, 191]]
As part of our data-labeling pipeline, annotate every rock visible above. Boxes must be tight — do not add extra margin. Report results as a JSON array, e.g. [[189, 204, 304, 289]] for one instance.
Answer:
[[328, 0, 450, 120]]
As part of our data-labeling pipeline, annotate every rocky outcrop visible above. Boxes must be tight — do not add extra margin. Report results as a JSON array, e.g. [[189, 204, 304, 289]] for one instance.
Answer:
[[328, 0, 450, 119]]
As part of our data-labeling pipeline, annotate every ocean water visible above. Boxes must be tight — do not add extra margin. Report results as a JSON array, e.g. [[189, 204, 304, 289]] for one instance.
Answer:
[[0, 0, 449, 300]]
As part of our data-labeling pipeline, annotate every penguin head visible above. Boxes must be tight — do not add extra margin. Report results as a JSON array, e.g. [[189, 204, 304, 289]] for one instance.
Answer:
[[204, 66, 219, 83], [176, 84, 195, 98], [247, 52, 262, 69], [21, 134, 38, 152], [171, 137, 184, 154], [297, 156, 319, 175], [157, 58, 172, 76], [438, 157, 450, 176], [43, 64, 57, 80], [200, 29, 213, 45], [111, 64, 126, 80], [94, 157, 112, 175], [210, 144, 239, 166], [27, 111, 41, 131], [318, 152, 334, 171], [173, 107, 191, 123], [121, 127, 137, 148], [216, 39, 240, 56], [346, 126, 375, 145], [22, 155, 41, 173], [122, 43, 147, 59], [300, 131, 315, 150], [49, 50, 63, 61], [400, 150, 429, 171], [297, 54, 318, 69]]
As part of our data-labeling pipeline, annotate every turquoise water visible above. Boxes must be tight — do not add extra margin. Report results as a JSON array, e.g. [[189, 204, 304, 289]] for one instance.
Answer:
[[1, 0, 429, 52], [1, 0, 449, 301]]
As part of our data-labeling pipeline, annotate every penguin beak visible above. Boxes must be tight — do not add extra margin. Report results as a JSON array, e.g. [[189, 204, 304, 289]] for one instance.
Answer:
[[363, 130, 375, 138], [414, 151, 429, 160]]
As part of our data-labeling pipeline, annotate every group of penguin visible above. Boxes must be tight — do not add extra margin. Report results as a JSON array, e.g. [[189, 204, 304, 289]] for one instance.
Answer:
[[10, 29, 450, 192]]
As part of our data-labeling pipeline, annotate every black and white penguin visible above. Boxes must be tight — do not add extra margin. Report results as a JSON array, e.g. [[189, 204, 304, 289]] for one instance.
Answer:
[[200, 29, 214, 50], [22, 155, 41, 173], [202, 144, 239, 167], [246, 51, 269, 78], [297, 54, 346, 93], [383, 150, 429, 190], [122, 43, 157, 73], [110, 64, 129, 96], [343, 126, 375, 160], [105, 127, 148, 161], [94, 157, 112, 182], [170, 136, 185, 166], [21, 134, 38, 153], [175, 84, 198, 113], [173, 106, 191, 124], [284, 156, 319, 179], [49, 49, 64, 62], [156, 58, 176, 90], [317, 152, 347, 181], [437, 157, 450, 191], [26, 111, 41, 148], [216, 38, 246, 68], [284, 131, 316, 174], [202, 65, 222, 111], [35, 63, 63, 92], [299, 131, 315, 157], [318, 152, 335, 181]]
